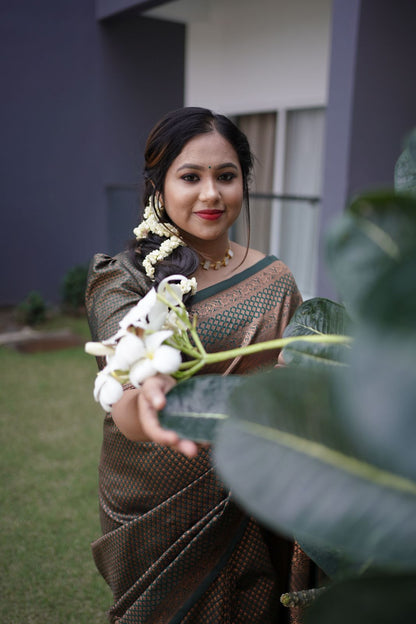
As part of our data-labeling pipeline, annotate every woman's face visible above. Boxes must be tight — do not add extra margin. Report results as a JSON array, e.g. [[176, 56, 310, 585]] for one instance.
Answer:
[[162, 131, 244, 248]]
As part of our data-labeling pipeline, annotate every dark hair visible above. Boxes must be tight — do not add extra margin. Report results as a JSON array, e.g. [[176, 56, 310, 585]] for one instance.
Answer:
[[131, 106, 254, 292]]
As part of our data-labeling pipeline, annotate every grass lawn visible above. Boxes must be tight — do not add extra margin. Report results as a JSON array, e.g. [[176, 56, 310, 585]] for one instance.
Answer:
[[0, 316, 112, 623]]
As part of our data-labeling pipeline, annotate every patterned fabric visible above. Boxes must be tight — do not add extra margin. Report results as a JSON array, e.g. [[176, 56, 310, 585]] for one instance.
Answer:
[[85, 251, 310, 624]]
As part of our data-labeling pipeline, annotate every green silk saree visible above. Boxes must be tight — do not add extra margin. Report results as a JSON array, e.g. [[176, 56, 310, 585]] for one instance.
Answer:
[[86, 252, 311, 623]]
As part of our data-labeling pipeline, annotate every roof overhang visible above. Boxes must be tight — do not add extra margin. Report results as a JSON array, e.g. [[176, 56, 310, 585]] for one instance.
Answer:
[[96, 0, 176, 20]]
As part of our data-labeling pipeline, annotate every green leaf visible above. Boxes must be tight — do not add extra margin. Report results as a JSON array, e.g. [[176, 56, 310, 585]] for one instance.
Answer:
[[395, 128, 416, 197], [295, 537, 363, 579], [361, 247, 416, 331], [338, 332, 416, 482], [159, 374, 243, 442], [283, 298, 350, 337], [306, 573, 416, 624], [325, 192, 416, 322], [282, 340, 351, 370], [282, 298, 351, 368], [214, 356, 416, 571]]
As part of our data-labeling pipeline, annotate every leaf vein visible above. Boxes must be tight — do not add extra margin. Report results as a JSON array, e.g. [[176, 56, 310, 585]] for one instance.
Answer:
[[168, 411, 228, 420], [238, 421, 416, 496]]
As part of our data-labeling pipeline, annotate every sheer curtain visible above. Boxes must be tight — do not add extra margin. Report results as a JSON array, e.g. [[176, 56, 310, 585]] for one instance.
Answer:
[[280, 108, 324, 298], [233, 112, 277, 254], [233, 108, 324, 298]]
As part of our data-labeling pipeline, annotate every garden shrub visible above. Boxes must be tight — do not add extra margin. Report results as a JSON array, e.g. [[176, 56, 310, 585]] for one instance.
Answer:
[[17, 291, 47, 326], [61, 264, 89, 312]]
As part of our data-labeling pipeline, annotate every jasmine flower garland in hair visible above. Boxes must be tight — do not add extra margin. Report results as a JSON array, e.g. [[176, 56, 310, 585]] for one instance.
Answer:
[[133, 197, 193, 286], [133, 197, 181, 240], [143, 238, 185, 280]]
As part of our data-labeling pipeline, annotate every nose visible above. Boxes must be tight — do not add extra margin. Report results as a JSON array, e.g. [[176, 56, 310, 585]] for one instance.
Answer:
[[199, 177, 220, 204]]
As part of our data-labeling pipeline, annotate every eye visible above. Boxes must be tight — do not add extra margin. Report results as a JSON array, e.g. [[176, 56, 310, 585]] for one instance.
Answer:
[[218, 172, 237, 182], [181, 173, 199, 182]]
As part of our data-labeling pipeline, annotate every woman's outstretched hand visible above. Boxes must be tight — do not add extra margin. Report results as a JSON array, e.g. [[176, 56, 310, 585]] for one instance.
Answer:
[[112, 374, 201, 458], [138, 374, 200, 457]]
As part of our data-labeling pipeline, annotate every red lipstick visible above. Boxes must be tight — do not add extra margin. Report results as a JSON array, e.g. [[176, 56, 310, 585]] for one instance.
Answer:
[[196, 210, 223, 221]]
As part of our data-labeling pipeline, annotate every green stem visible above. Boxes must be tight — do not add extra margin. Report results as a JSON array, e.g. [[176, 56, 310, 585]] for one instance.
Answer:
[[171, 334, 351, 380], [187, 315, 206, 356], [174, 360, 206, 379], [167, 337, 200, 359], [201, 334, 351, 365], [157, 287, 351, 375], [157, 290, 207, 356], [175, 359, 200, 370]]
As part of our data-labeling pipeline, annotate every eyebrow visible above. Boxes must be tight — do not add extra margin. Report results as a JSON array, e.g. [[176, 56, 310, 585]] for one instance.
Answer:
[[176, 162, 239, 172]]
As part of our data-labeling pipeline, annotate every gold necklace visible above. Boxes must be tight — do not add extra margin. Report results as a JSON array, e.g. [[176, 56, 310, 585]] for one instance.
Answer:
[[200, 246, 234, 270]]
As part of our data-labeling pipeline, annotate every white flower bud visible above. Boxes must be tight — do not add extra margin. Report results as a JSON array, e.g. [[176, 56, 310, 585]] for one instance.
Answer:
[[85, 342, 115, 357]]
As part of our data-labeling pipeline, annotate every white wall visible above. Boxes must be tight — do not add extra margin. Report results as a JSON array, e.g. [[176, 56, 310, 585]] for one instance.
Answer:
[[147, 0, 332, 115], [188, 0, 332, 114]]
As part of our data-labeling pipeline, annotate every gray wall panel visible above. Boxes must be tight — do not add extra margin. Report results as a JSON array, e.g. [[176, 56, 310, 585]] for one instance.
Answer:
[[318, 0, 416, 298], [0, 3, 184, 304]]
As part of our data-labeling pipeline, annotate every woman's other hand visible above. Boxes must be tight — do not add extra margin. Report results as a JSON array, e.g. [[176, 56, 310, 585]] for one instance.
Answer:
[[275, 350, 286, 367]]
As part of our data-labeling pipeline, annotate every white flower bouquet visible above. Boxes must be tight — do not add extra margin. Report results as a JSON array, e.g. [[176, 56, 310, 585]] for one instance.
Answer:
[[86, 274, 350, 412]]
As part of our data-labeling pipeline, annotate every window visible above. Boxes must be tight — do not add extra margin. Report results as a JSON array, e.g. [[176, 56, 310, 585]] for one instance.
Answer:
[[234, 107, 325, 299]]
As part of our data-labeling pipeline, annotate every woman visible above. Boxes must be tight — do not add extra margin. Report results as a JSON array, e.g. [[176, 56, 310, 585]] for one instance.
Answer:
[[86, 107, 313, 623]]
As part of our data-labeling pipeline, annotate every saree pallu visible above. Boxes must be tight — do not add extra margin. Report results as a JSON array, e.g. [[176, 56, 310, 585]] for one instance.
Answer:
[[86, 252, 312, 623]]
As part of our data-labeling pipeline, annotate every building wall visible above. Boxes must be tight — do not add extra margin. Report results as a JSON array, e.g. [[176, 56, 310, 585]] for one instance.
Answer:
[[0, 2, 184, 305], [349, 0, 416, 194], [184, 0, 332, 114], [96, 14, 185, 256], [319, 0, 416, 297], [1, 1, 100, 305]]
